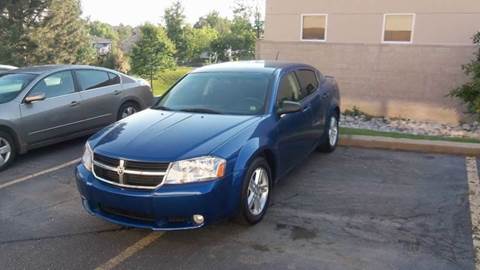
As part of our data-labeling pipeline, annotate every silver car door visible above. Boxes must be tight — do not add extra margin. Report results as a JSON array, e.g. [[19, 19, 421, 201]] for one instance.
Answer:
[[75, 69, 122, 128], [19, 71, 83, 144]]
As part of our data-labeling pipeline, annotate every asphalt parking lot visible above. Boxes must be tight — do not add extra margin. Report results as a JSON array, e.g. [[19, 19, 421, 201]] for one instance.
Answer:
[[0, 138, 476, 270]]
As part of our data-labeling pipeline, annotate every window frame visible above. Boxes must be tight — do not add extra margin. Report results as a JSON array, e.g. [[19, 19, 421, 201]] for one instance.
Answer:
[[381, 13, 416, 45], [23, 70, 77, 102], [300, 13, 328, 42]]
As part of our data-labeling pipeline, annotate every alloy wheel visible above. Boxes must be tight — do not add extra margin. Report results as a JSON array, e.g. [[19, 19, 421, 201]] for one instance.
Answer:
[[247, 167, 270, 216], [0, 137, 12, 167], [329, 116, 338, 147], [121, 106, 137, 119]]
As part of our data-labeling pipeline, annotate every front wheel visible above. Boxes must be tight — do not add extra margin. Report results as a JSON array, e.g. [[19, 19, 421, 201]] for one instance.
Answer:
[[236, 157, 272, 225], [317, 112, 339, 153], [0, 131, 16, 172]]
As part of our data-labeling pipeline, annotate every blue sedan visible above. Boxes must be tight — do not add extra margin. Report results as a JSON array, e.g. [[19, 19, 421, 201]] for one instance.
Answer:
[[75, 61, 341, 230]]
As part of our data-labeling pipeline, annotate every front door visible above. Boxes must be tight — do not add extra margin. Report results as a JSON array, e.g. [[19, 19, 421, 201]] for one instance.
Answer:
[[19, 71, 83, 144], [275, 72, 313, 175]]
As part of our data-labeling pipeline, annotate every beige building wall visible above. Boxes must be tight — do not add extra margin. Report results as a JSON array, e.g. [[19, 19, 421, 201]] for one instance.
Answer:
[[260, 0, 480, 124]]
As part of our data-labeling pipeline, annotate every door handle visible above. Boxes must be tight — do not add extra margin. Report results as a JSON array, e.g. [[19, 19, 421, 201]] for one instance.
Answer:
[[70, 101, 80, 107], [113, 90, 121, 95], [322, 92, 330, 99], [302, 105, 311, 112]]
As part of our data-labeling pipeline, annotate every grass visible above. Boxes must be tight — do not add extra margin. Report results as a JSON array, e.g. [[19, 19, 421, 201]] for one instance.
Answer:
[[151, 67, 193, 96], [341, 127, 480, 144]]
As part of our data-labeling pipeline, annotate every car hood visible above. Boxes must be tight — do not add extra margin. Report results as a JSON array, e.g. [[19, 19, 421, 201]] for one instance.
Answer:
[[90, 109, 260, 162]]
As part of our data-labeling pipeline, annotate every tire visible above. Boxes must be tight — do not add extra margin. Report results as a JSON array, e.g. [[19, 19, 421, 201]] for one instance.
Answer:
[[0, 131, 16, 172], [235, 157, 272, 225], [317, 111, 339, 153], [117, 102, 140, 120]]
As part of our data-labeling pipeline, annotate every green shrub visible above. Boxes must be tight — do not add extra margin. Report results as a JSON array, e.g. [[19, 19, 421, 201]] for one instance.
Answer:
[[152, 67, 193, 96], [450, 32, 480, 118]]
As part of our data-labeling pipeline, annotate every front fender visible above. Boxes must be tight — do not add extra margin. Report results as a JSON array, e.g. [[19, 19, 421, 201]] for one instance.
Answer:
[[232, 136, 277, 188]]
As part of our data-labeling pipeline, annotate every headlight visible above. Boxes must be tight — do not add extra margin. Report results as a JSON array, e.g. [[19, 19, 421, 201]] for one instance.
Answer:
[[81, 142, 93, 172], [164, 156, 226, 184]]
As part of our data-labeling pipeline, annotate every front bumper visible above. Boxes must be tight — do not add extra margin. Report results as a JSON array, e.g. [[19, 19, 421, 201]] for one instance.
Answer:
[[75, 164, 239, 230]]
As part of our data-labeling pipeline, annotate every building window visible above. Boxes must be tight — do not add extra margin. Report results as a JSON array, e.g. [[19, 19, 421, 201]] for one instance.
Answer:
[[383, 14, 415, 43], [301, 14, 327, 41]]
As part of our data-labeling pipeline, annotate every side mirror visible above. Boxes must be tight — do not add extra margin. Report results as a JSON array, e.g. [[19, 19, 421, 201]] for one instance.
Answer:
[[25, 93, 46, 104], [277, 100, 302, 116]]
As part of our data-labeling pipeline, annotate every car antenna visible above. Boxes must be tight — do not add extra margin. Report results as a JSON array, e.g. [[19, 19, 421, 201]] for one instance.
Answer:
[[275, 51, 280, 60]]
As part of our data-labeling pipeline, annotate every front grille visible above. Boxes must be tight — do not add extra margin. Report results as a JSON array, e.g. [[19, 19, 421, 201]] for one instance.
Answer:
[[92, 153, 169, 189]]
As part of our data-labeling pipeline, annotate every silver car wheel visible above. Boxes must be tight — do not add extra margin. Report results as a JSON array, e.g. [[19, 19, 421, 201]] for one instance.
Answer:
[[247, 167, 270, 216], [329, 116, 338, 147], [0, 137, 12, 167], [121, 106, 137, 119]]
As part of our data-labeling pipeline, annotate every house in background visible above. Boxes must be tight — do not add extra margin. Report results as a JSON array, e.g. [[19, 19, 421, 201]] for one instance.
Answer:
[[257, 0, 480, 124], [92, 36, 112, 56]]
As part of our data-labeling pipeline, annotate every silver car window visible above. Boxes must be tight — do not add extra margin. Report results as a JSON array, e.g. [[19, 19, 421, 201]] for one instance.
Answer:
[[29, 71, 75, 99]]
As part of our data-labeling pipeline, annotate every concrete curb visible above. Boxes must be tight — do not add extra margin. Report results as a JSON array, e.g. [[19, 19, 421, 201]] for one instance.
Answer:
[[339, 135, 480, 156]]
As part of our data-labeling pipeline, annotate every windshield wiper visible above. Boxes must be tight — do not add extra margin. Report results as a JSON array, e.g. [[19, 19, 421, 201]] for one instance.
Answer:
[[178, 108, 222, 114], [153, 105, 173, 111]]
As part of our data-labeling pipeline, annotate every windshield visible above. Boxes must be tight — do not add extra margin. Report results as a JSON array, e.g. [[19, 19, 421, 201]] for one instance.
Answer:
[[155, 72, 272, 115], [0, 73, 37, 104]]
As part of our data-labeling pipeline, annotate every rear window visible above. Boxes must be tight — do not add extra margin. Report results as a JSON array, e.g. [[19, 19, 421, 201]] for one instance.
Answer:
[[0, 73, 37, 104]]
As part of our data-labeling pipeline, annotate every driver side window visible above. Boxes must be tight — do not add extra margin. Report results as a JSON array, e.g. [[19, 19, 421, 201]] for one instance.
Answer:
[[30, 71, 75, 99], [276, 73, 301, 107]]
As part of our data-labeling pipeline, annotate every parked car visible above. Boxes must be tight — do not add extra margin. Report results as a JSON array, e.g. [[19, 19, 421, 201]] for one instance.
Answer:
[[0, 65, 153, 171], [76, 61, 340, 230], [0, 65, 17, 71]]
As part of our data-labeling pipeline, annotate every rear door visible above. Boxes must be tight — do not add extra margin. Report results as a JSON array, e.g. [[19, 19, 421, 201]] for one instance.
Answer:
[[275, 72, 314, 174], [74, 69, 122, 129], [19, 71, 84, 144], [295, 69, 326, 140]]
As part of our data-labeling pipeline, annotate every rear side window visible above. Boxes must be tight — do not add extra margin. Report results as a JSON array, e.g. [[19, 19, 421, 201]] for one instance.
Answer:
[[75, 70, 113, 91], [296, 69, 319, 95], [108, 72, 121, 85]]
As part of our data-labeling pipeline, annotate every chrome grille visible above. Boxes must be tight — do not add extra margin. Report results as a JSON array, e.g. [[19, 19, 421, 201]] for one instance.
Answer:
[[92, 153, 170, 189]]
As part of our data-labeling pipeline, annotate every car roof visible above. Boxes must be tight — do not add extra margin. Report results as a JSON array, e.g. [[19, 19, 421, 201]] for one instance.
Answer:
[[8, 65, 114, 75], [191, 61, 315, 75]]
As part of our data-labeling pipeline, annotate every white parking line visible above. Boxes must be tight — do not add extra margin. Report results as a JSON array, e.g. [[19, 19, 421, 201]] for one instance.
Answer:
[[0, 158, 81, 190], [95, 232, 164, 270], [466, 156, 480, 270]]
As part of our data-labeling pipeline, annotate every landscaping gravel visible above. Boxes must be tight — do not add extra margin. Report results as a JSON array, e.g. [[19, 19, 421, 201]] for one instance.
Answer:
[[340, 114, 480, 139]]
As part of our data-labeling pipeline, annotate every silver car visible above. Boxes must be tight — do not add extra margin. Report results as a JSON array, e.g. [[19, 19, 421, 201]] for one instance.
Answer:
[[0, 65, 153, 171]]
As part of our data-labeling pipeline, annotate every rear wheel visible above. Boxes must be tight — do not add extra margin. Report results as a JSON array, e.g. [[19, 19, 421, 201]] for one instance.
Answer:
[[118, 102, 140, 120], [317, 111, 339, 153], [236, 157, 272, 225], [0, 131, 16, 172]]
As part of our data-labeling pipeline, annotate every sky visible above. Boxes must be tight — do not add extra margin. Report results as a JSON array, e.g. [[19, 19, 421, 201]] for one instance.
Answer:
[[81, 0, 265, 26]]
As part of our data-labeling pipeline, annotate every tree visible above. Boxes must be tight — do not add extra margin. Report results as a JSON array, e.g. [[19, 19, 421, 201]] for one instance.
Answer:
[[0, 0, 51, 66], [194, 11, 230, 35], [184, 26, 219, 64], [88, 20, 119, 41], [29, 0, 95, 65], [0, 0, 95, 66], [163, 0, 187, 62], [450, 32, 480, 118], [130, 24, 176, 88]]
